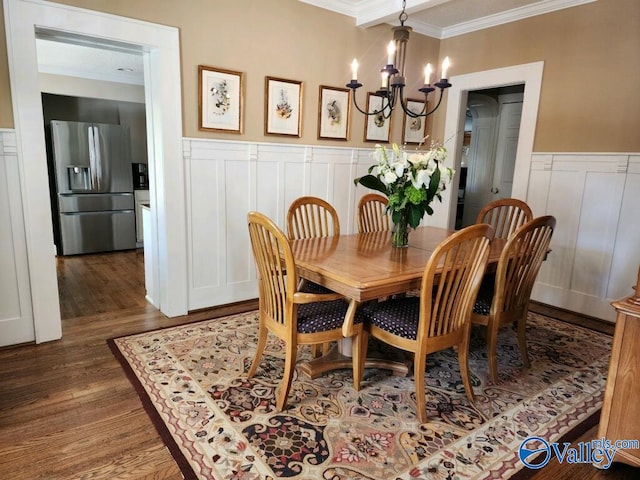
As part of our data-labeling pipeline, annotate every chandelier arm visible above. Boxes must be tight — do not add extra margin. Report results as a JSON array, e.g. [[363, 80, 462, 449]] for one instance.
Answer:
[[381, 92, 395, 119], [398, 88, 446, 118], [349, 88, 395, 118], [350, 90, 378, 116], [422, 89, 446, 116], [398, 93, 428, 118]]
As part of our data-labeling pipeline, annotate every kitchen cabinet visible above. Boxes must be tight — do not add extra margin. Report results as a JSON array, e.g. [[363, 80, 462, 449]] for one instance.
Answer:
[[597, 265, 640, 468]]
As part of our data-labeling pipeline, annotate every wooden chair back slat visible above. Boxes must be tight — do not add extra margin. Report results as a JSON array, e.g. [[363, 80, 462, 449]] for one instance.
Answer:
[[421, 224, 494, 341], [357, 193, 390, 233], [287, 196, 340, 240], [476, 198, 533, 240]]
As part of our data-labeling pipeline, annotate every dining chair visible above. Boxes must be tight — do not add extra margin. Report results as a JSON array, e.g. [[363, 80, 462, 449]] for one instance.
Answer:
[[355, 223, 495, 423], [357, 193, 390, 233], [476, 198, 533, 240], [286, 196, 342, 359], [471, 215, 556, 383], [246, 211, 364, 411], [287, 196, 340, 240]]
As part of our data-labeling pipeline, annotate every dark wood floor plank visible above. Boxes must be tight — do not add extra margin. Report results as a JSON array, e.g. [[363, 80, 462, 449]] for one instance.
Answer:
[[0, 251, 635, 479]]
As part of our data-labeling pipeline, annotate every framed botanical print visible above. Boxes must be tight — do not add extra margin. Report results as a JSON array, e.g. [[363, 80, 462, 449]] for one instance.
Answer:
[[198, 65, 244, 133], [265, 76, 303, 137], [402, 99, 428, 145], [317, 85, 350, 140], [364, 92, 391, 143]]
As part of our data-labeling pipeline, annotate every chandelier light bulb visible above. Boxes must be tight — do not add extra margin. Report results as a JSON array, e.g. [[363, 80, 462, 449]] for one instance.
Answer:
[[386, 41, 396, 66], [381, 71, 389, 88], [441, 56, 450, 79], [351, 59, 359, 81], [424, 64, 432, 85]]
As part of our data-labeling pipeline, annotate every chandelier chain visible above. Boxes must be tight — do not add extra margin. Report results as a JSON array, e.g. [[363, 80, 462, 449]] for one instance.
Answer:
[[399, 0, 408, 25]]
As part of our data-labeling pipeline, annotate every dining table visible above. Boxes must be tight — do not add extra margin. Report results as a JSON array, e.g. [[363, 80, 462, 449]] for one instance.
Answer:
[[290, 225, 507, 378]]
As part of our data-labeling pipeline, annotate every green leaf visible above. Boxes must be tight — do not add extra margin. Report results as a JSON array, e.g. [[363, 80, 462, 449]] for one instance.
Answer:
[[408, 204, 423, 228], [427, 167, 441, 202], [354, 174, 389, 196]]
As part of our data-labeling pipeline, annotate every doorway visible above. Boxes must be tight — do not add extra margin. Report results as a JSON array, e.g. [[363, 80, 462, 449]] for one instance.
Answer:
[[35, 36, 149, 318], [4, 0, 188, 344], [456, 84, 525, 229], [435, 62, 544, 231]]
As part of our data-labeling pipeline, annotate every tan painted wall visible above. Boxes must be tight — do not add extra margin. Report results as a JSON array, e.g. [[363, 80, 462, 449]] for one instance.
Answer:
[[1, 0, 638, 152], [440, 0, 640, 152]]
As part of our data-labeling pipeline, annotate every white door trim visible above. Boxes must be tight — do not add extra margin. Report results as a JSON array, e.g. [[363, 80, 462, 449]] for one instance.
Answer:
[[3, 0, 188, 342], [434, 61, 544, 228]]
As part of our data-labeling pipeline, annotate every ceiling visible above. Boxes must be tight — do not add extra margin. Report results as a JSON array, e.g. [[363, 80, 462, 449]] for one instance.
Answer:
[[36, 37, 144, 86], [35, 0, 594, 86], [301, 0, 595, 37]]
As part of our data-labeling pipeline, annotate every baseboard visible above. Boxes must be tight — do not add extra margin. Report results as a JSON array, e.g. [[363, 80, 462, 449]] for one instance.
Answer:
[[529, 301, 615, 336]]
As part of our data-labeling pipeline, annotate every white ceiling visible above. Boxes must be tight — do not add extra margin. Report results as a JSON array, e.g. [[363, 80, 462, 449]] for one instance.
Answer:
[[35, 0, 594, 86], [301, 0, 596, 38], [36, 37, 144, 86]]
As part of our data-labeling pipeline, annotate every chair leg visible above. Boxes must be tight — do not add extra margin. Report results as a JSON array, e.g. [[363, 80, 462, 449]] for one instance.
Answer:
[[311, 344, 322, 358], [276, 341, 297, 411], [311, 341, 333, 358], [352, 330, 368, 391], [487, 321, 500, 384], [517, 314, 531, 368], [414, 352, 427, 423], [247, 323, 268, 379], [458, 328, 475, 403]]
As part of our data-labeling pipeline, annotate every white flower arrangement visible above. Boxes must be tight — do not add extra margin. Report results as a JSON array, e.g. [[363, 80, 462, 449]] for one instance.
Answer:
[[355, 142, 454, 229]]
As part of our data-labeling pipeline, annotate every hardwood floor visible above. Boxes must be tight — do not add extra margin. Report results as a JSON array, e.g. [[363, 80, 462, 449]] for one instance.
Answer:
[[0, 251, 636, 479]]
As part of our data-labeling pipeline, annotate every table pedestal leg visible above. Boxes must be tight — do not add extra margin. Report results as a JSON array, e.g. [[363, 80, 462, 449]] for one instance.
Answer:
[[299, 339, 412, 378]]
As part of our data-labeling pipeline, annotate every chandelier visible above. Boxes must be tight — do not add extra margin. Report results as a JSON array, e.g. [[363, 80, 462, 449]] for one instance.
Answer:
[[346, 0, 452, 119]]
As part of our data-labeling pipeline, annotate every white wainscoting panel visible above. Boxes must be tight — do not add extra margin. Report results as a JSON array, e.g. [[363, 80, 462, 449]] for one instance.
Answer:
[[530, 153, 640, 321], [607, 155, 640, 300], [0, 131, 34, 346], [184, 140, 639, 321], [185, 139, 372, 310]]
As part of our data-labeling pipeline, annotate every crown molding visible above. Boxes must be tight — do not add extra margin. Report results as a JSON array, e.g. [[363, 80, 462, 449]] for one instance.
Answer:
[[299, 0, 597, 39], [440, 0, 597, 39]]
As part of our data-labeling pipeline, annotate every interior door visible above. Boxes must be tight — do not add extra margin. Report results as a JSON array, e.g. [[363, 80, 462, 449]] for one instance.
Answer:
[[461, 94, 498, 226], [491, 97, 523, 199]]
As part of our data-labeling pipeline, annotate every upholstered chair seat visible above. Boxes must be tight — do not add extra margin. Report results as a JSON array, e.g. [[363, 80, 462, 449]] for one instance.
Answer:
[[297, 299, 360, 334]]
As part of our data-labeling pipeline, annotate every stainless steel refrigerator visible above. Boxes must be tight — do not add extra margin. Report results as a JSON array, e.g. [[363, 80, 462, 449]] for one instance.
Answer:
[[51, 120, 136, 255]]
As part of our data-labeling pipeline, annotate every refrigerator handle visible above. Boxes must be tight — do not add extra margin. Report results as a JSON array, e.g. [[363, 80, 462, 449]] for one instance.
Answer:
[[88, 125, 98, 190], [92, 125, 103, 191]]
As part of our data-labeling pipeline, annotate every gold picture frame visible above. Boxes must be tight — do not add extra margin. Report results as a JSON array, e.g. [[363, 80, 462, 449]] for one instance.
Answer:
[[265, 76, 303, 137], [317, 85, 350, 140], [198, 65, 244, 134], [364, 92, 391, 143], [402, 99, 428, 145]]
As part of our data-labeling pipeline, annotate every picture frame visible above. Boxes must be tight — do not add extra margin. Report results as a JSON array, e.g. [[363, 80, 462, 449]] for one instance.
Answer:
[[317, 85, 350, 140], [265, 76, 303, 137], [198, 65, 244, 134], [364, 92, 391, 143], [402, 99, 428, 145]]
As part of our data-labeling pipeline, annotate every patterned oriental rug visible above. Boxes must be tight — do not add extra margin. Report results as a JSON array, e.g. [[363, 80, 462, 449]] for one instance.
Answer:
[[109, 310, 611, 480]]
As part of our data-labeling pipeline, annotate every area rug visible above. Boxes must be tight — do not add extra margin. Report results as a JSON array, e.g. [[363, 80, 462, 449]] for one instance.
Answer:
[[108, 310, 612, 480]]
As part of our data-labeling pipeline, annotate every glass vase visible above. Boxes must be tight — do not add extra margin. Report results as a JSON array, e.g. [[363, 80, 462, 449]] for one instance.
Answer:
[[391, 212, 410, 248]]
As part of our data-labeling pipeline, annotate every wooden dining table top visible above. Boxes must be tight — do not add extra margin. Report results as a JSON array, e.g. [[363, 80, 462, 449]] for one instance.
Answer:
[[290, 226, 506, 303]]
